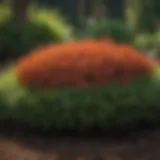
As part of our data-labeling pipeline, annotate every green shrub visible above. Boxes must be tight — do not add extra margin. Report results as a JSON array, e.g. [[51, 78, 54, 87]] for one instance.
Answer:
[[86, 19, 133, 43], [0, 68, 160, 131], [0, 4, 73, 61]]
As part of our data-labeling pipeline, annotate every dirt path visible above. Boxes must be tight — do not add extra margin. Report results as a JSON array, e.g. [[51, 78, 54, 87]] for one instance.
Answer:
[[0, 129, 160, 160]]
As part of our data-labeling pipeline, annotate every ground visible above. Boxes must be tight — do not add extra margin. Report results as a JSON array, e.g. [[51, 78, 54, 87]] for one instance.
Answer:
[[0, 128, 160, 160]]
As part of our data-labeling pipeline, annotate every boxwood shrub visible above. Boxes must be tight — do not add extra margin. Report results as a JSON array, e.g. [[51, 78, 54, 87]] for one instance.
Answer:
[[0, 68, 160, 131]]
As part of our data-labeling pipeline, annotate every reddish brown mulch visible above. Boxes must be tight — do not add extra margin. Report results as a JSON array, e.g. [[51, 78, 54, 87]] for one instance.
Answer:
[[0, 128, 160, 160]]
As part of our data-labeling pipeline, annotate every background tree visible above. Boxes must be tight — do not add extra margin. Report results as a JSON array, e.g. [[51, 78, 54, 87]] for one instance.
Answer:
[[11, 0, 30, 24], [135, 0, 156, 33]]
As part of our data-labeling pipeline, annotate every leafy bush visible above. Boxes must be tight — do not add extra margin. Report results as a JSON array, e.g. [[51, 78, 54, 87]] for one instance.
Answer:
[[0, 40, 159, 131], [0, 4, 73, 61], [16, 39, 154, 89], [0, 67, 160, 131], [86, 19, 133, 43]]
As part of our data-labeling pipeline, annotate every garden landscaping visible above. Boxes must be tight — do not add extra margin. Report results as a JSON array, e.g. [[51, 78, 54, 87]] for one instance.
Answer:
[[0, 39, 160, 133], [0, 2, 160, 160]]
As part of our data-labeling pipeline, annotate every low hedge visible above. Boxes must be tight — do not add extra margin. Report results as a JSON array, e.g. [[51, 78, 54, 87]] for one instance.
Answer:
[[0, 40, 160, 131], [0, 68, 160, 131]]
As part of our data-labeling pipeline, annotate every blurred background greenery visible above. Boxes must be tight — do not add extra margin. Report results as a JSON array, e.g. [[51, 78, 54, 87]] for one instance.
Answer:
[[0, 0, 160, 63]]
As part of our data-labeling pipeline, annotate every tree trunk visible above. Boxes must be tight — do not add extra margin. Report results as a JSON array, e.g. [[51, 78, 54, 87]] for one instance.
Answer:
[[12, 0, 29, 24]]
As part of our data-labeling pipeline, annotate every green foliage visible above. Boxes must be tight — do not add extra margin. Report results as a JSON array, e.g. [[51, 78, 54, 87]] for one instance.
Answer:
[[154, 0, 160, 19], [135, 0, 156, 33], [0, 68, 160, 131], [0, 4, 73, 61], [133, 33, 157, 50], [86, 19, 133, 43]]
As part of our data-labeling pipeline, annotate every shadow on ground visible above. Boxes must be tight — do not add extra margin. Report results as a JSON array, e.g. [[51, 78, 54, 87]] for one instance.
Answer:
[[0, 128, 160, 160]]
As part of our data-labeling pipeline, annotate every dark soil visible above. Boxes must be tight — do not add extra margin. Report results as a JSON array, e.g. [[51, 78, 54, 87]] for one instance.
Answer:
[[0, 122, 160, 160]]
